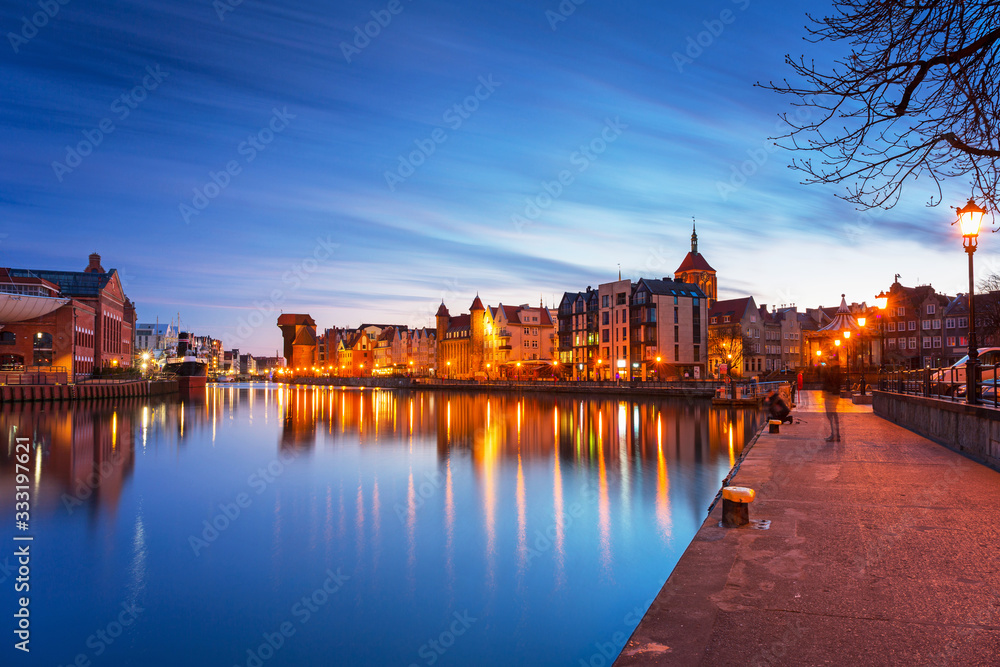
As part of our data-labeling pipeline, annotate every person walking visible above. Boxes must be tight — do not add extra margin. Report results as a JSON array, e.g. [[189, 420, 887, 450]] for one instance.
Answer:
[[822, 364, 843, 442]]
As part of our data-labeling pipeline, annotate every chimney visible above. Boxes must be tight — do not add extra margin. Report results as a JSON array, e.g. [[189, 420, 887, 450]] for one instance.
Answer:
[[85, 253, 104, 273]]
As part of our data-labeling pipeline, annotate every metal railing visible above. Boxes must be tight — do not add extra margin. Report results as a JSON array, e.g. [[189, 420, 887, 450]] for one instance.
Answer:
[[880, 363, 1000, 408]]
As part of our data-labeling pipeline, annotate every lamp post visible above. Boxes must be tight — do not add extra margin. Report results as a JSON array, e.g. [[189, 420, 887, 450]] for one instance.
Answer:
[[857, 316, 867, 395], [875, 291, 888, 382], [957, 198, 985, 405], [843, 330, 852, 392]]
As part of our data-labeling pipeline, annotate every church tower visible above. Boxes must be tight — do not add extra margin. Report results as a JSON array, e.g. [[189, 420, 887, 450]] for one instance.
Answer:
[[673, 221, 717, 306]]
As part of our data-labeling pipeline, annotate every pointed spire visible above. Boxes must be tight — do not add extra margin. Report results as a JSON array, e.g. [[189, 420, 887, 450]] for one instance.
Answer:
[[691, 217, 698, 254], [618, 263, 621, 280]]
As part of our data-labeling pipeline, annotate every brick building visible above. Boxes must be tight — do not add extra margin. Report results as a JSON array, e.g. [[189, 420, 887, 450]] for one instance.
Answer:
[[1, 253, 136, 377]]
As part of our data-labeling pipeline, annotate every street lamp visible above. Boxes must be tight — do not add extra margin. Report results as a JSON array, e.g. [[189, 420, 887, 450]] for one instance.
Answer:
[[857, 316, 867, 395], [957, 198, 985, 405], [875, 290, 888, 378]]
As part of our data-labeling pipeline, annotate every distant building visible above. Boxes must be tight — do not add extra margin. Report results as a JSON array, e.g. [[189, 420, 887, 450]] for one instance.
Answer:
[[135, 321, 175, 352], [277, 314, 317, 370], [0, 253, 136, 377], [673, 223, 718, 307]]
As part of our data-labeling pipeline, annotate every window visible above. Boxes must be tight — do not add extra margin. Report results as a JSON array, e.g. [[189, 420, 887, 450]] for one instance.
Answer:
[[888, 338, 896, 348], [922, 320, 931, 330], [616, 293, 626, 305], [897, 307, 905, 317], [693, 345, 700, 361], [751, 315, 756, 323], [673, 307, 678, 324], [898, 337, 906, 348], [602, 295, 609, 308], [932, 319, 941, 329], [710, 316, 718, 324], [602, 312, 609, 325], [908, 321, 916, 331], [674, 345, 679, 361], [0, 332, 13, 345], [927, 304, 936, 314], [723, 315, 731, 323], [922, 338, 932, 349], [945, 318, 955, 329], [674, 326, 679, 342], [635, 291, 646, 305], [933, 336, 941, 348], [909, 337, 917, 349], [887, 322, 895, 332], [523, 327, 530, 335], [602, 330, 609, 343], [958, 317, 968, 328], [947, 336, 956, 347]]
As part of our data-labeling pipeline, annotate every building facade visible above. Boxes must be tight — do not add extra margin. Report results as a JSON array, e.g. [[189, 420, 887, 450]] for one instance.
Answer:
[[1, 253, 136, 377]]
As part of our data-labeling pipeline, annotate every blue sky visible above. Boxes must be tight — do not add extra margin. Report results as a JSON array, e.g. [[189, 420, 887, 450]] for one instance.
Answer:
[[1, 0, 984, 354]]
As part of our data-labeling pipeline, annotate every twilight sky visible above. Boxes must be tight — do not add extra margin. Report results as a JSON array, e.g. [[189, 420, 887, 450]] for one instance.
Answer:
[[2, 0, 986, 354]]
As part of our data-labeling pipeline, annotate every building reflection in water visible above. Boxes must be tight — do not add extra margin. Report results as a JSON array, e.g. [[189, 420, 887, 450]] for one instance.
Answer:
[[272, 384, 762, 562], [2, 384, 761, 558]]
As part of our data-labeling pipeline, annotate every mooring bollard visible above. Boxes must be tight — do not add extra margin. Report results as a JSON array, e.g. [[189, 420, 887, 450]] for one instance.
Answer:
[[722, 486, 755, 527], [768, 419, 781, 434]]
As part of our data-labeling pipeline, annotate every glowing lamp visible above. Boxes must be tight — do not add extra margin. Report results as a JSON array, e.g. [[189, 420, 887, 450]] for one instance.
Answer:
[[957, 198, 986, 239], [857, 317, 866, 327], [875, 291, 888, 310]]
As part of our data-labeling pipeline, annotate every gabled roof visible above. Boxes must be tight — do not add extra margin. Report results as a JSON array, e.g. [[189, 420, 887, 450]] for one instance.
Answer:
[[709, 297, 754, 320]]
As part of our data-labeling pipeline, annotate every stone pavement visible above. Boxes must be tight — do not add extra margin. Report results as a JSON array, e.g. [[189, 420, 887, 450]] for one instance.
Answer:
[[615, 391, 1000, 666]]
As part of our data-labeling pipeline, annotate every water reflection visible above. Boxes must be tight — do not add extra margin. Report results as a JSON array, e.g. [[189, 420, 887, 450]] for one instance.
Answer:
[[0, 386, 762, 667]]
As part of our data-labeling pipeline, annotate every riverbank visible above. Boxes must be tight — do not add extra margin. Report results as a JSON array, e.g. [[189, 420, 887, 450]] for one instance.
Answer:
[[615, 390, 1000, 665], [0, 379, 178, 402]]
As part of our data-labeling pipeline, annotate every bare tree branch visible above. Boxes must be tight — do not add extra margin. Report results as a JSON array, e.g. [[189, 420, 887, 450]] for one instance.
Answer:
[[760, 1, 1000, 216]]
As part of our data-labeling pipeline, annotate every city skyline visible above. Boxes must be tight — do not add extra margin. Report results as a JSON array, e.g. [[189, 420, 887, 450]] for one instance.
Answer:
[[2, 0, 988, 355]]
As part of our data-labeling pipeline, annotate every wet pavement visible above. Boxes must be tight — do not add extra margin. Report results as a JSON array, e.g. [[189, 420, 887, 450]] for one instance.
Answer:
[[615, 391, 1000, 666]]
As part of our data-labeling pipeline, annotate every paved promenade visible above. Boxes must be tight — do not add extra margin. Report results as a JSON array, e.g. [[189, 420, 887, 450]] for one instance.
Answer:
[[615, 391, 1000, 666]]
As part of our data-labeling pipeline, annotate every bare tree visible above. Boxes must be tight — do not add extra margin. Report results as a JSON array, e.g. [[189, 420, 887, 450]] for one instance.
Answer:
[[708, 325, 753, 377], [764, 1, 1000, 214]]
